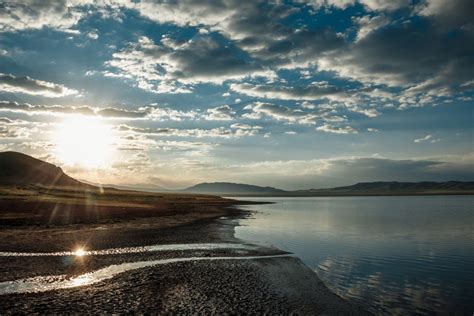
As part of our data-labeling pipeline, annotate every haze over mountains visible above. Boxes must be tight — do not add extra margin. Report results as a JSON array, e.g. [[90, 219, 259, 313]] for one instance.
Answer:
[[1, 152, 473, 196], [181, 181, 474, 196]]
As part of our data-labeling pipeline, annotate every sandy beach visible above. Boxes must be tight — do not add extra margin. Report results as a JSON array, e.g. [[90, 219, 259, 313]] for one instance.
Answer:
[[0, 187, 368, 314]]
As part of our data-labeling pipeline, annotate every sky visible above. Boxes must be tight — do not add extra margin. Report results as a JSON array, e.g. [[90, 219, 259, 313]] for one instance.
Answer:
[[0, 0, 473, 190]]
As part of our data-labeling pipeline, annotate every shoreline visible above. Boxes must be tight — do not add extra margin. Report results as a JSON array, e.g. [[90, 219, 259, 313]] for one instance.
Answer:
[[0, 198, 368, 314]]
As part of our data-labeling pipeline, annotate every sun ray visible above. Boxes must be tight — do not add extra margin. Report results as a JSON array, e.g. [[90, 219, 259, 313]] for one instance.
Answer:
[[53, 116, 116, 169]]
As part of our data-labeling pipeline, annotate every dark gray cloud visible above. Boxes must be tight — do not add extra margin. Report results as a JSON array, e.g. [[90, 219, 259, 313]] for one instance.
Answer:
[[96, 107, 149, 118], [0, 73, 78, 97], [318, 19, 474, 99], [417, 0, 474, 30]]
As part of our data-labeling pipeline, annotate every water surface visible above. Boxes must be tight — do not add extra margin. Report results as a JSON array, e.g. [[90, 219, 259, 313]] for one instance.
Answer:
[[235, 196, 474, 315], [0, 253, 291, 295], [0, 243, 256, 257]]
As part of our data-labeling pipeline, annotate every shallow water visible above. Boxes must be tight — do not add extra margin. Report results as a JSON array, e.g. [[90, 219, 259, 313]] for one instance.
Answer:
[[0, 243, 256, 257], [0, 253, 292, 295], [234, 196, 474, 315]]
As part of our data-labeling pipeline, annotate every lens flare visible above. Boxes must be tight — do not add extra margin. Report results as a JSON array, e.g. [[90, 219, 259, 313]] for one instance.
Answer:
[[74, 248, 86, 257], [53, 116, 116, 168]]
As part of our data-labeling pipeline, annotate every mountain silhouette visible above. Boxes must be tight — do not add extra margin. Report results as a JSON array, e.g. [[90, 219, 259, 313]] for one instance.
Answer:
[[182, 182, 285, 195], [0, 151, 90, 189]]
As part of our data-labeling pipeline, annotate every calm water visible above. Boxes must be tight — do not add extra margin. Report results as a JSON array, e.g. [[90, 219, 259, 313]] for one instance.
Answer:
[[234, 196, 474, 315]]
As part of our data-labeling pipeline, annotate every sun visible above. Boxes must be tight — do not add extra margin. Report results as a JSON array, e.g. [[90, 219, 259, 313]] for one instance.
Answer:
[[54, 116, 116, 168]]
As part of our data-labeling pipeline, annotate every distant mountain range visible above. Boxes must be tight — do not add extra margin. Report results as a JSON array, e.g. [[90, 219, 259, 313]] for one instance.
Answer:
[[295, 181, 474, 196], [1, 151, 473, 196], [181, 180, 474, 196]]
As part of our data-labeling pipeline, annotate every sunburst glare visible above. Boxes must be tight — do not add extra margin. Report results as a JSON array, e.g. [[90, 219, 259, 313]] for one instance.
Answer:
[[74, 248, 86, 257], [53, 116, 116, 168]]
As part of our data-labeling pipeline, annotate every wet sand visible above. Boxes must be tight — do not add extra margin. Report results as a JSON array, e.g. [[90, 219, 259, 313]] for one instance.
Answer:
[[0, 188, 368, 314]]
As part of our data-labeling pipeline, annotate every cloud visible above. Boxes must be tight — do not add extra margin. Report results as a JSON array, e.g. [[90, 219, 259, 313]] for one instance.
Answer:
[[0, 116, 41, 139], [205, 105, 235, 121], [414, 134, 433, 143], [143, 105, 199, 121], [0, 125, 30, 138], [106, 35, 273, 89], [230, 83, 383, 118], [318, 20, 474, 101], [86, 30, 99, 40], [243, 101, 351, 125], [0, 73, 78, 97], [124, 1, 345, 70], [316, 124, 358, 134], [0, 101, 148, 118], [414, 134, 442, 143], [0, 0, 85, 32], [118, 124, 260, 139], [301, 0, 410, 11], [243, 102, 320, 124], [230, 123, 262, 130], [354, 14, 391, 41], [417, 0, 474, 29], [230, 82, 346, 101], [0, 101, 206, 121]]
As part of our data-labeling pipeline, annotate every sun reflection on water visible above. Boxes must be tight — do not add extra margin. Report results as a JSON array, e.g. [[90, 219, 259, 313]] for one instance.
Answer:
[[74, 248, 86, 257]]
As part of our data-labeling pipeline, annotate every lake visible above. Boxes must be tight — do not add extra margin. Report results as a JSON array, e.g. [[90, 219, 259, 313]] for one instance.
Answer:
[[234, 196, 474, 315]]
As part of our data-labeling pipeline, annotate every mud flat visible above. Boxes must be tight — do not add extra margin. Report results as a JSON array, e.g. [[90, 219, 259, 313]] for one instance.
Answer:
[[0, 187, 368, 314]]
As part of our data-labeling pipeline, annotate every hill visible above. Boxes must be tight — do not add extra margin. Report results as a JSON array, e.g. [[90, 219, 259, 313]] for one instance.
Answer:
[[297, 181, 474, 196], [182, 182, 285, 195], [0, 151, 91, 189]]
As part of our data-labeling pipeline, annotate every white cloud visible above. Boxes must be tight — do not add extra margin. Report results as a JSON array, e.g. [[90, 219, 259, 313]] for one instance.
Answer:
[[301, 0, 409, 11], [87, 30, 99, 40], [414, 134, 432, 143], [0, 0, 85, 32], [230, 82, 346, 101], [230, 123, 262, 130], [243, 102, 319, 125], [0, 101, 149, 118], [119, 124, 259, 139], [144, 105, 199, 121], [316, 124, 358, 134], [354, 15, 390, 41], [205, 105, 235, 121]]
